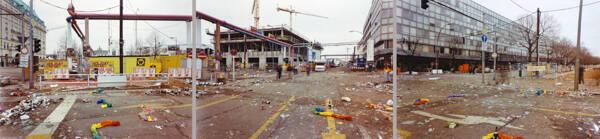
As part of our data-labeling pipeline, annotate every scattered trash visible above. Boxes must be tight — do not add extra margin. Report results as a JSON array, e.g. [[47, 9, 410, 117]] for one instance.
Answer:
[[400, 120, 415, 125], [96, 99, 112, 109], [414, 98, 430, 105], [447, 94, 466, 98], [313, 107, 325, 113], [332, 114, 352, 121], [313, 107, 352, 121], [154, 125, 162, 129], [280, 113, 290, 119], [428, 77, 440, 80], [92, 88, 104, 94], [81, 98, 90, 103], [482, 131, 524, 139], [428, 128, 434, 132], [386, 99, 394, 106], [447, 122, 458, 129], [262, 100, 271, 105], [341, 97, 352, 102], [49, 84, 59, 88], [138, 105, 157, 122], [367, 103, 393, 111], [0, 95, 50, 126], [90, 120, 120, 139], [19, 115, 30, 120]]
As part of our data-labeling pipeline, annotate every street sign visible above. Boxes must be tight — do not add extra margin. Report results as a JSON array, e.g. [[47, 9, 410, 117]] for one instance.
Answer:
[[21, 47, 28, 54], [481, 35, 488, 42], [19, 55, 28, 68], [492, 52, 498, 58]]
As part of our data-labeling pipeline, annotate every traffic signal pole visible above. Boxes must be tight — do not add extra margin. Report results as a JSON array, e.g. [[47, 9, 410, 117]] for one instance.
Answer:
[[28, 0, 34, 89]]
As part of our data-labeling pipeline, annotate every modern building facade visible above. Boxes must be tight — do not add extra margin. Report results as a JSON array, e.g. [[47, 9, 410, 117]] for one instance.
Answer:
[[359, 0, 548, 71], [218, 26, 321, 70], [0, 0, 46, 66]]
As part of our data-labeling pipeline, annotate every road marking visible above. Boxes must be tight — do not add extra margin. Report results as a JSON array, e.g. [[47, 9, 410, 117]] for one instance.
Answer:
[[356, 125, 371, 139], [249, 96, 296, 139], [411, 110, 524, 130], [26, 95, 78, 139], [533, 107, 600, 117], [322, 99, 346, 139], [115, 95, 240, 110]]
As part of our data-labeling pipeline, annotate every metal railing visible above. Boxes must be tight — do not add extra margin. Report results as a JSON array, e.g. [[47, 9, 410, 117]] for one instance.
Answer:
[[38, 73, 174, 89]]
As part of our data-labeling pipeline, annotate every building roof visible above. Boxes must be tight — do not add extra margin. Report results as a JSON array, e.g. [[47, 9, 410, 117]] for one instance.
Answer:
[[220, 26, 311, 44], [7, 0, 45, 27]]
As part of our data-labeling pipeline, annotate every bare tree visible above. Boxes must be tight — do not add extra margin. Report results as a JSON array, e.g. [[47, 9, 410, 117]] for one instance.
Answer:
[[145, 32, 165, 56], [550, 37, 575, 65], [514, 14, 559, 62], [401, 36, 420, 56]]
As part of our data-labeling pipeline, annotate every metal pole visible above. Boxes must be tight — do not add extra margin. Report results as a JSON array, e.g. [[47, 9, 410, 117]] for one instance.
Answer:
[[481, 14, 486, 84], [119, 0, 124, 74], [392, 0, 398, 138], [135, 9, 138, 52], [233, 56, 236, 80], [536, 8, 541, 66], [28, 0, 34, 89], [191, 0, 198, 138], [574, 0, 583, 91]]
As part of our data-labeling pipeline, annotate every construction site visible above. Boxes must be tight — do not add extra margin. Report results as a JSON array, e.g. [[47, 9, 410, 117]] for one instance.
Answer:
[[2, 0, 600, 139]]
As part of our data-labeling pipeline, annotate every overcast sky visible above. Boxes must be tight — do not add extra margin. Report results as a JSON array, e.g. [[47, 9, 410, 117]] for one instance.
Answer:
[[31, 0, 599, 56]]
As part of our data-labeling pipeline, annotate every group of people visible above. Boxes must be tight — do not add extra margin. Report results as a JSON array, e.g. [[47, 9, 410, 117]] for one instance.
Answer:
[[275, 63, 313, 80]]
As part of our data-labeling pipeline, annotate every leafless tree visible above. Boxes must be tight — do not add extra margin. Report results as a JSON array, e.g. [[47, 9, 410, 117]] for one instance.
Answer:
[[401, 36, 420, 56], [145, 32, 165, 56], [514, 14, 559, 62]]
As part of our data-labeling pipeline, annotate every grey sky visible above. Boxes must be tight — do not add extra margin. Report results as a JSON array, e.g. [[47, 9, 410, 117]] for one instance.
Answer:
[[32, 0, 598, 56]]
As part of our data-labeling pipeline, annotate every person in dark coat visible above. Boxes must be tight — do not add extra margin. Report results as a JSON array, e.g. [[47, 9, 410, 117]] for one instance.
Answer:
[[579, 67, 585, 84], [305, 63, 311, 76], [276, 65, 282, 79]]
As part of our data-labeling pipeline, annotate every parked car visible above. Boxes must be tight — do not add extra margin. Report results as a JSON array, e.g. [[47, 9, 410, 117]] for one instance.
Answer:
[[315, 61, 327, 72]]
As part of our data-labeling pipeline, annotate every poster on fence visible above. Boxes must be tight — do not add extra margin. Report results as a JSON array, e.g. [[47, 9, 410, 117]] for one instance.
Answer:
[[44, 60, 69, 79]]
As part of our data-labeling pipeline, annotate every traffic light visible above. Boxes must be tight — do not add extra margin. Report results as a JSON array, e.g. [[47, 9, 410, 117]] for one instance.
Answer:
[[34, 39, 41, 53], [421, 0, 430, 9]]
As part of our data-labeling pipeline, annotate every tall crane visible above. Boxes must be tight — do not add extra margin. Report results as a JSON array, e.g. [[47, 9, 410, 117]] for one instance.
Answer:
[[276, 6, 327, 31], [251, 0, 260, 29]]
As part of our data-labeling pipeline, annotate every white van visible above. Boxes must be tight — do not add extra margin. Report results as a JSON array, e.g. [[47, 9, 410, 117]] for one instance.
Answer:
[[315, 61, 327, 72]]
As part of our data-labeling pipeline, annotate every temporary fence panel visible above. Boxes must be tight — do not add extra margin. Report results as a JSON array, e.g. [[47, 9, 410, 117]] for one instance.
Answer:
[[44, 68, 70, 79], [168, 68, 201, 78]]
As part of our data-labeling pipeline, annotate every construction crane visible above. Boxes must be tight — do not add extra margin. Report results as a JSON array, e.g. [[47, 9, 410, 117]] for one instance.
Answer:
[[276, 6, 327, 31], [251, 0, 260, 30]]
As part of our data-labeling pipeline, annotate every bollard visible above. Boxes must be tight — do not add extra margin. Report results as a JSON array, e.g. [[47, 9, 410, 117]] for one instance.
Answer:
[[38, 75, 42, 89], [87, 73, 91, 86]]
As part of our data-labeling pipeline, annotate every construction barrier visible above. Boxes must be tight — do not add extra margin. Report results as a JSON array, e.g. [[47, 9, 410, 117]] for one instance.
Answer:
[[44, 68, 70, 79], [134, 68, 156, 78], [168, 68, 201, 78]]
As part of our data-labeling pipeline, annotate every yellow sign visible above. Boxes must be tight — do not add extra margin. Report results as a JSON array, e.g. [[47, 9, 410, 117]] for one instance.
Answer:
[[43, 60, 69, 79], [527, 66, 546, 72]]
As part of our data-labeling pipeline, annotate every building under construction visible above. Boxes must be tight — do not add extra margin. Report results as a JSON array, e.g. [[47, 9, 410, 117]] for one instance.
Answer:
[[218, 26, 322, 70]]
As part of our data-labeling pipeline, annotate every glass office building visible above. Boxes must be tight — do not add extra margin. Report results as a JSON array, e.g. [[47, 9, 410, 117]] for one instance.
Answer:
[[359, 0, 547, 70]]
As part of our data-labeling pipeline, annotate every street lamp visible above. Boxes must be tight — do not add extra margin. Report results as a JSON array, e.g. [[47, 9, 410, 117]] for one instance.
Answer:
[[435, 23, 453, 70]]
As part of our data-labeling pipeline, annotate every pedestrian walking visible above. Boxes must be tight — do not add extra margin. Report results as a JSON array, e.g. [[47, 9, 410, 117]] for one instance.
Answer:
[[305, 63, 311, 76], [384, 63, 392, 83], [276, 64, 282, 79]]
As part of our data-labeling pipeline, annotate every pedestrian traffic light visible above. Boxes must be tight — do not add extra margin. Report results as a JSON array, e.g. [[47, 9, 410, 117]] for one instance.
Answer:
[[34, 39, 41, 53], [15, 45, 21, 51], [421, 0, 430, 9]]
